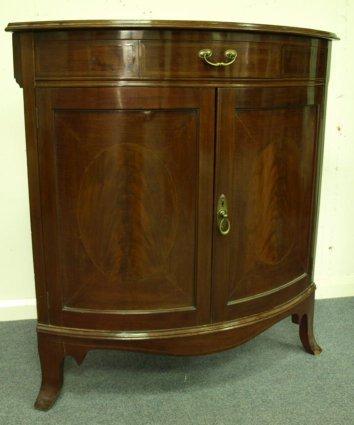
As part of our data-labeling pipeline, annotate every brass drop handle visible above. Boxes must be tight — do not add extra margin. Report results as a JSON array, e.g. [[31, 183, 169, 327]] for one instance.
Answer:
[[198, 48, 237, 67], [217, 194, 231, 236]]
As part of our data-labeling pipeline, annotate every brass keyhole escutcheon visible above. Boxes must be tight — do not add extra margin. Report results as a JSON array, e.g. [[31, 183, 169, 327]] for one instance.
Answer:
[[217, 194, 231, 236]]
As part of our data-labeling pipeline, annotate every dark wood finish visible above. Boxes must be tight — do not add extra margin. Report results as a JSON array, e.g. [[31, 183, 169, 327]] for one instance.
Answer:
[[307, 43, 332, 282], [37, 283, 316, 346], [212, 86, 323, 321], [32, 30, 328, 81], [291, 290, 322, 355], [31, 28, 332, 46], [33, 284, 320, 409], [15, 32, 49, 321], [36, 86, 214, 330], [141, 40, 282, 79], [5, 19, 338, 40], [34, 333, 64, 411], [35, 39, 139, 79], [5, 20, 333, 410], [141, 40, 327, 80], [281, 44, 327, 78]]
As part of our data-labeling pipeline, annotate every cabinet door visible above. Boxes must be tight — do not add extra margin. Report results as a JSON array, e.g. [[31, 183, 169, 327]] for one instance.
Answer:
[[36, 87, 215, 330], [212, 86, 323, 321]]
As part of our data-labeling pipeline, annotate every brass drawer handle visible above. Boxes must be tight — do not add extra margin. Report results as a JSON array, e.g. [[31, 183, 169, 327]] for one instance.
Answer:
[[217, 194, 231, 235], [198, 48, 237, 67]]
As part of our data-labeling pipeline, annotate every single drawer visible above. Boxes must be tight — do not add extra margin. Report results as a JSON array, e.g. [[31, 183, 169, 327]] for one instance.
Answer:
[[34, 35, 327, 81], [35, 39, 139, 78], [140, 40, 282, 79]]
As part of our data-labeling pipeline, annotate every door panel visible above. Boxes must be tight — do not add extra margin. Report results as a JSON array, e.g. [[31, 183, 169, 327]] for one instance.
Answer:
[[37, 87, 215, 330], [212, 86, 322, 321]]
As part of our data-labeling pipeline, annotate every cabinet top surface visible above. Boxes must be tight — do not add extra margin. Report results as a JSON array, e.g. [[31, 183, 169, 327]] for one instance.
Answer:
[[5, 19, 338, 39]]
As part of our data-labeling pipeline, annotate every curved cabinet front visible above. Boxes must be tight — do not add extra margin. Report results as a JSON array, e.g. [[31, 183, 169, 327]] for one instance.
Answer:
[[212, 85, 323, 321], [6, 20, 335, 410]]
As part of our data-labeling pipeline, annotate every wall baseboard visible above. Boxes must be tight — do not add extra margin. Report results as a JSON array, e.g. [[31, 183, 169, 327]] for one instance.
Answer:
[[0, 298, 37, 321], [315, 276, 354, 299], [1, 279, 353, 321]]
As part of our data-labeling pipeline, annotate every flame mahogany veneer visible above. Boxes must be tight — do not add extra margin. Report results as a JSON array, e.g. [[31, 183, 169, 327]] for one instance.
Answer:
[[6, 20, 337, 410]]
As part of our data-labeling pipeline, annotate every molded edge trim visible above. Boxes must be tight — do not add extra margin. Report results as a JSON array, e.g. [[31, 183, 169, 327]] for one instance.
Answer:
[[34, 80, 327, 88], [37, 283, 315, 340], [228, 273, 307, 305], [5, 20, 338, 40]]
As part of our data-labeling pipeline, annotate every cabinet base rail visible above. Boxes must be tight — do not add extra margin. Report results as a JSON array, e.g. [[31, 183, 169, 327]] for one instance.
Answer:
[[34, 283, 321, 411]]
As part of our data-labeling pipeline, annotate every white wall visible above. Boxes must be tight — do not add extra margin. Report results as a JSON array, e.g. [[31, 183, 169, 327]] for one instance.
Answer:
[[1, 0, 353, 321]]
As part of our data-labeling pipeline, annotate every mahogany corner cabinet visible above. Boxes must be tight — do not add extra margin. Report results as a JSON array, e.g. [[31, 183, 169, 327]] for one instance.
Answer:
[[6, 19, 337, 410]]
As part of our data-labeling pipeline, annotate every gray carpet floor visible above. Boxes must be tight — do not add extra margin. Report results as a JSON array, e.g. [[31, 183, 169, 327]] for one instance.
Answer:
[[0, 297, 353, 425]]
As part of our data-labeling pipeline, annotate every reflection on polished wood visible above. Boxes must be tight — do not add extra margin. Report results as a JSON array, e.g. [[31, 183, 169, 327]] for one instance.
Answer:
[[5, 19, 338, 40], [6, 20, 334, 410]]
